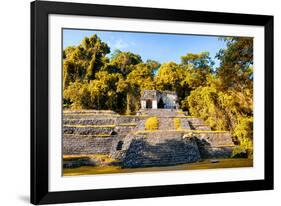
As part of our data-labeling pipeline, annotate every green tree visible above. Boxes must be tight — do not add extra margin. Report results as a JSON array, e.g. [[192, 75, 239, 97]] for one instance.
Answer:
[[181, 52, 214, 89], [63, 81, 91, 110], [125, 63, 156, 113], [216, 37, 253, 90], [146, 59, 161, 73], [110, 51, 142, 76], [181, 51, 214, 69], [63, 34, 110, 88]]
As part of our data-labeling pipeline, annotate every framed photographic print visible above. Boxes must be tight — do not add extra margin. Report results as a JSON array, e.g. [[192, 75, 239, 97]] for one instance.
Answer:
[[31, 0, 274, 204]]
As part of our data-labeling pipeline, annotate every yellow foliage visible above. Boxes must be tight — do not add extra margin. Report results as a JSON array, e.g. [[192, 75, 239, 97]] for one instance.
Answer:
[[174, 118, 181, 130], [64, 124, 115, 128], [145, 117, 159, 130], [233, 116, 253, 157]]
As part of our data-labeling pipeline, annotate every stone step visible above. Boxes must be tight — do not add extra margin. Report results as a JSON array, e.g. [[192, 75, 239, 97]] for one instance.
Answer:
[[144, 131, 184, 138], [195, 132, 234, 147], [158, 117, 174, 130], [63, 110, 116, 115], [63, 135, 117, 155], [120, 136, 201, 168], [139, 109, 178, 117], [187, 117, 205, 124], [116, 116, 142, 124], [179, 118, 191, 129], [63, 114, 118, 120], [63, 118, 116, 125], [192, 125, 211, 130], [114, 125, 136, 134]]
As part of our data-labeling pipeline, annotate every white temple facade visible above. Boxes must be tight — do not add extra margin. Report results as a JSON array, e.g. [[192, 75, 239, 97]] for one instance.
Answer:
[[140, 90, 179, 109]]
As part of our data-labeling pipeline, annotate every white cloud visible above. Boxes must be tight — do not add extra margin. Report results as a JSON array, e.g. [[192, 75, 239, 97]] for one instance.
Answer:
[[114, 39, 129, 49]]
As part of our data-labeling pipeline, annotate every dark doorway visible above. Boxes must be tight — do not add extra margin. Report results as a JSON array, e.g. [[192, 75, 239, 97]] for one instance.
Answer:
[[146, 99, 152, 108], [116, 141, 123, 151], [157, 98, 165, 108]]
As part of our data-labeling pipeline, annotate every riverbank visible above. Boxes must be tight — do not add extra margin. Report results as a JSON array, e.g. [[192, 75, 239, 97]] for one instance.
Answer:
[[63, 158, 253, 176]]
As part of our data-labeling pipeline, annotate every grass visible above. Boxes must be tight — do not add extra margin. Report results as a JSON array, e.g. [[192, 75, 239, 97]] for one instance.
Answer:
[[190, 130, 229, 133], [63, 155, 90, 161], [174, 118, 181, 130], [63, 113, 149, 118], [135, 129, 184, 135], [64, 134, 113, 137], [177, 116, 195, 118], [122, 114, 148, 117], [64, 113, 120, 117], [135, 129, 229, 135], [64, 110, 115, 113], [190, 123, 208, 126], [64, 124, 116, 128], [63, 158, 253, 176], [176, 110, 186, 115], [63, 154, 117, 164], [118, 123, 137, 126]]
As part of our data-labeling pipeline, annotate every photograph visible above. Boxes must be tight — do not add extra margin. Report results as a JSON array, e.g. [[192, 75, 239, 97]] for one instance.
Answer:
[[62, 29, 254, 176], [29, 1, 274, 204]]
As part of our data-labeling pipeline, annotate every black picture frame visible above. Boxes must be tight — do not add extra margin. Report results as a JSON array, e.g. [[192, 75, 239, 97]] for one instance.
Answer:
[[31, 0, 274, 204]]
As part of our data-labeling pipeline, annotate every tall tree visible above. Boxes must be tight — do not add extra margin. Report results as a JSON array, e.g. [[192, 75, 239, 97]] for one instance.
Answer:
[[215, 37, 253, 90], [63, 34, 110, 88], [181, 52, 214, 89], [110, 51, 142, 76], [155, 62, 188, 105]]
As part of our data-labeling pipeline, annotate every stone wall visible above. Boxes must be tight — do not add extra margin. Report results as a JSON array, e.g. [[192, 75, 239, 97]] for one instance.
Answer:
[[63, 134, 122, 155], [63, 131, 235, 162], [195, 132, 234, 147], [63, 126, 114, 135], [64, 117, 116, 125], [195, 132, 235, 158]]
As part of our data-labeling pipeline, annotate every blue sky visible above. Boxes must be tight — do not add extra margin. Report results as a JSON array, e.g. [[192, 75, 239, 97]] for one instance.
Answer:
[[63, 29, 227, 68]]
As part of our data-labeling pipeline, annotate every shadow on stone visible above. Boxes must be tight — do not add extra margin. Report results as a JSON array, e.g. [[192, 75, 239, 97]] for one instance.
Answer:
[[121, 138, 201, 168], [195, 138, 232, 158]]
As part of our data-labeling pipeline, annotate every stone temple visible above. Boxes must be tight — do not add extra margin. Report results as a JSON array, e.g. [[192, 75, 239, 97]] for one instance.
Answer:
[[140, 90, 179, 109], [63, 90, 236, 169]]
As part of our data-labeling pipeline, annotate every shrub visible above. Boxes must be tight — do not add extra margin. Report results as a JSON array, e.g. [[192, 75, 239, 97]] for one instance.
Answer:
[[174, 118, 181, 130], [233, 116, 253, 158], [145, 117, 159, 130], [231, 146, 248, 158]]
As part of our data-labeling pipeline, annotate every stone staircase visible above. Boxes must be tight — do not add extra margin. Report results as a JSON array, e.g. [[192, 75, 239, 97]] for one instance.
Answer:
[[136, 109, 191, 131], [63, 109, 236, 166], [63, 110, 138, 155], [187, 117, 211, 130], [158, 117, 175, 130], [63, 110, 139, 137], [179, 118, 191, 130], [120, 133, 201, 168]]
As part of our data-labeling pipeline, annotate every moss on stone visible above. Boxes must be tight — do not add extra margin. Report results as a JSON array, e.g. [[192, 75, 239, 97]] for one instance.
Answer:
[[174, 118, 181, 130]]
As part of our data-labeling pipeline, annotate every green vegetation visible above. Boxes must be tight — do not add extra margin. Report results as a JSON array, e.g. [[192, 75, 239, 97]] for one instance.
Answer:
[[63, 154, 116, 164], [145, 117, 159, 130], [118, 123, 137, 126], [176, 110, 186, 115], [135, 129, 229, 135], [63, 34, 253, 157], [64, 124, 115, 128], [64, 134, 113, 137], [174, 118, 181, 130]]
